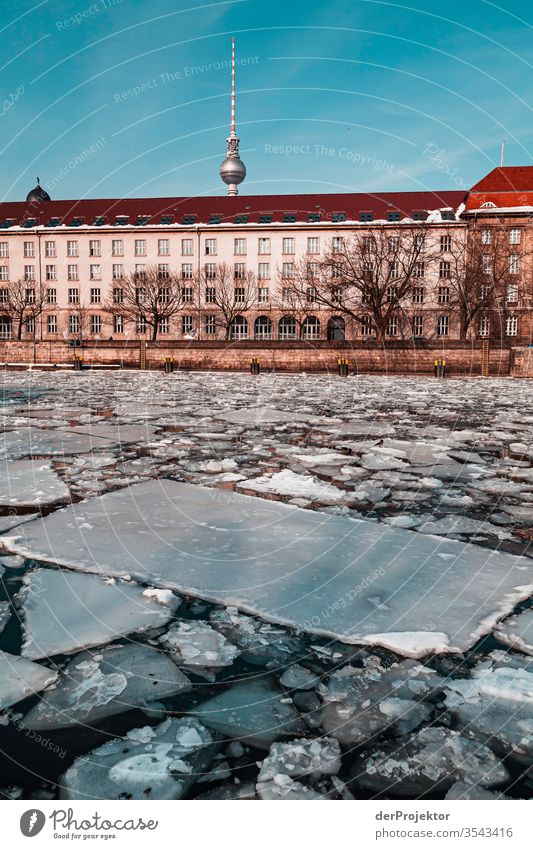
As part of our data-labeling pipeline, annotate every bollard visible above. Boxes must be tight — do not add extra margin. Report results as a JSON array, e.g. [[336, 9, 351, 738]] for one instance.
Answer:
[[434, 358, 446, 378], [73, 355, 83, 371], [338, 357, 349, 377], [164, 357, 174, 374], [250, 357, 260, 375]]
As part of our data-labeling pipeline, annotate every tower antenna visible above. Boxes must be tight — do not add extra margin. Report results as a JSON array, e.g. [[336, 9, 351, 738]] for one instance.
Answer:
[[500, 140, 505, 167], [219, 36, 246, 196]]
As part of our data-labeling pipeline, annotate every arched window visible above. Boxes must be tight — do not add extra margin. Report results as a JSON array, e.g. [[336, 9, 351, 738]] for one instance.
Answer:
[[254, 316, 272, 340], [229, 315, 249, 340], [302, 316, 321, 340], [278, 316, 297, 340], [327, 316, 345, 341], [0, 316, 13, 340]]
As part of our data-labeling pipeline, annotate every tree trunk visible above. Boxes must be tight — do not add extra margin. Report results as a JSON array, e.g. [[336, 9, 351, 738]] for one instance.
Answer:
[[17, 317, 23, 340]]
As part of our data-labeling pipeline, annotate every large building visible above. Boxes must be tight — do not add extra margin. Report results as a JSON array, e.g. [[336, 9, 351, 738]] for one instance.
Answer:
[[0, 43, 531, 347]]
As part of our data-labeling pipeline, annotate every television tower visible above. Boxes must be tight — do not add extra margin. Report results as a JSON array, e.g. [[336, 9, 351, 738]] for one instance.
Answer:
[[219, 37, 246, 195]]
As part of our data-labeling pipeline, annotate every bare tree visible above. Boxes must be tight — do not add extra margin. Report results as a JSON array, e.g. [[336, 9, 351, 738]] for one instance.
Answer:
[[194, 262, 257, 340], [273, 264, 323, 338], [286, 227, 436, 341], [6, 278, 47, 340], [104, 265, 183, 341], [65, 301, 92, 340], [445, 225, 531, 340]]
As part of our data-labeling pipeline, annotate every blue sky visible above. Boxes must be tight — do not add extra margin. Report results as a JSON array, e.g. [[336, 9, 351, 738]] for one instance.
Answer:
[[1, 0, 532, 200]]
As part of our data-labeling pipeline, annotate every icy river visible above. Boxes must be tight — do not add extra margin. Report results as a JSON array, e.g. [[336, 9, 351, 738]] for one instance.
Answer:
[[0, 370, 531, 800]]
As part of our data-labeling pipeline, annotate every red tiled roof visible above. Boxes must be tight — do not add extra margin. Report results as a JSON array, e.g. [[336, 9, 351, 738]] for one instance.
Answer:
[[465, 190, 533, 212], [469, 166, 533, 193], [0, 190, 466, 228]]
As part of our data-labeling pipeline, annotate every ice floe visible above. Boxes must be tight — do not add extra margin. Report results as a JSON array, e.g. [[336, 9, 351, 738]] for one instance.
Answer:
[[160, 620, 240, 668], [0, 460, 70, 507], [0, 650, 58, 710]]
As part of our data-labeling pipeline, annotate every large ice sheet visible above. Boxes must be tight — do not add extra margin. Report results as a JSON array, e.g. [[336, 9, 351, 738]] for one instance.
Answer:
[[0, 460, 70, 507], [4, 480, 532, 657], [0, 650, 58, 710]]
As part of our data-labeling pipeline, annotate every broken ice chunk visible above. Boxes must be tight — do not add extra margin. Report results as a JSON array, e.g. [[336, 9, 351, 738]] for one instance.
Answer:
[[60, 717, 219, 800], [192, 678, 302, 749], [318, 658, 442, 745], [18, 568, 179, 659], [241, 469, 348, 504], [257, 737, 341, 784], [352, 727, 508, 796], [256, 773, 324, 800], [0, 650, 58, 710], [0, 460, 70, 507], [209, 608, 301, 667], [494, 608, 533, 656], [0, 601, 10, 634], [160, 620, 240, 668], [23, 644, 190, 729], [279, 664, 320, 691]]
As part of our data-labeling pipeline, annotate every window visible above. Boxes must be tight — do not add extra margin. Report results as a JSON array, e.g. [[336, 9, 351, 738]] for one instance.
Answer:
[[282, 237, 295, 254], [0, 243, 8, 258], [414, 286, 425, 304], [68, 288, 79, 304], [90, 288, 101, 304], [234, 287, 245, 304], [204, 263, 216, 280], [308, 213, 320, 223], [386, 285, 398, 302], [46, 265, 56, 281], [47, 315, 57, 334], [258, 262, 270, 280], [388, 236, 399, 252], [25, 288, 35, 304], [259, 214, 272, 224], [306, 286, 317, 303], [113, 287, 123, 304], [361, 316, 373, 336], [478, 316, 490, 337], [112, 264, 124, 280], [481, 229, 492, 245], [67, 264, 78, 281], [440, 235, 451, 252], [282, 262, 294, 278], [413, 261, 425, 278], [113, 316, 124, 334], [234, 263, 246, 279], [437, 315, 449, 336], [45, 241, 56, 257], [112, 239, 123, 256], [438, 286, 450, 305], [181, 263, 193, 280], [360, 212, 373, 222], [135, 264, 146, 279], [307, 261, 319, 278], [182, 315, 194, 334], [159, 318, 169, 334], [0, 288, 9, 304], [441, 210, 456, 221], [234, 238, 247, 255], [281, 287, 292, 302], [136, 316, 147, 334], [89, 240, 101, 256], [255, 316, 272, 339], [135, 239, 146, 256], [387, 316, 398, 336], [47, 288, 57, 304], [26, 316, 35, 334], [412, 315, 424, 336], [387, 211, 400, 222], [509, 228, 521, 245], [182, 239, 193, 256], [332, 236, 345, 253], [158, 239, 169, 256], [182, 287, 192, 303], [279, 316, 297, 339], [23, 242, 35, 258], [90, 315, 101, 334], [506, 315, 518, 337], [205, 238, 217, 255], [302, 316, 320, 339], [136, 287, 146, 303], [509, 254, 520, 274], [389, 261, 399, 278], [307, 237, 320, 254], [24, 265, 35, 281], [480, 283, 491, 299], [439, 260, 450, 278], [258, 237, 271, 255], [0, 266, 8, 281], [331, 212, 346, 223], [90, 264, 101, 280], [415, 234, 425, 250], [482, 255, 492, 275], [235, 214, 248, 224], [205, 315, 216, 335], [507, 283, 519, 303], [258, 287, 269, 303], [284, 213, 296, 223], [205, 287, 216, 303], [363, 236, 375, 251], [69, 314, 79, 334], [67, 240, 79, 257], [158, 264, 169, 279]]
